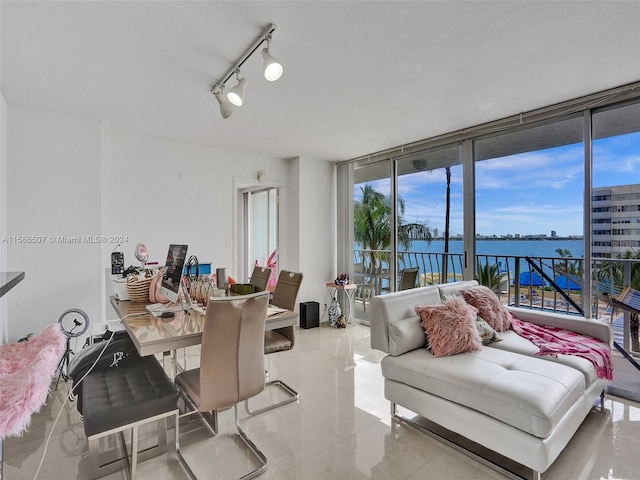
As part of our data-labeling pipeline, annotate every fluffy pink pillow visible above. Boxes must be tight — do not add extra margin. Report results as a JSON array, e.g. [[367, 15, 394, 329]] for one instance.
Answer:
[[415, 296, 482, 357], [461, 286, 512, 332]]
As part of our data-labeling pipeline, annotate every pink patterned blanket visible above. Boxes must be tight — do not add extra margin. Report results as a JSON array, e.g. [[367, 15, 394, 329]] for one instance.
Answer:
[[511, 318, 613, 380], [0, 324, 65, 439]]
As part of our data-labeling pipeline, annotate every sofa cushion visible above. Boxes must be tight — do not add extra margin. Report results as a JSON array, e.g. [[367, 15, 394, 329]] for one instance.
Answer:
[[489, 330, 598, 387], [461, 285, 512, 331], [388, 317, 427, 356], [476, 316, 502, 345], [416, 296, 482, 357], [381, 347, 585, 438]]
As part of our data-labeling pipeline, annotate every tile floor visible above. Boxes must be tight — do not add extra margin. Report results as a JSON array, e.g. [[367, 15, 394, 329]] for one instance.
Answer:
[[4, 322, 640, 480]]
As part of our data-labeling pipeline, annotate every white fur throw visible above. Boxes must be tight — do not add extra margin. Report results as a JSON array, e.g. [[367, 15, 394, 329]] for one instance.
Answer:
[[0, 324, 65, 438]]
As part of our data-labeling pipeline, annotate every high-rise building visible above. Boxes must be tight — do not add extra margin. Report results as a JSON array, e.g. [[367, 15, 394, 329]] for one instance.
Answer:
[[592, 183, 640, 257]]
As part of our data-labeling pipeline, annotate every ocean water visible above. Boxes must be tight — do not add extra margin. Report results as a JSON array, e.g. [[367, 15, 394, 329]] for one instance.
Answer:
[[356, 239, 586, 282], [404, 239, 585, 259]]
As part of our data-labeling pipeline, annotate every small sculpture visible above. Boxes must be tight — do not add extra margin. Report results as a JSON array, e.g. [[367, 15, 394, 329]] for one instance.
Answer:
[[134, 243, 149, 264], [328, 296, 341, 327]]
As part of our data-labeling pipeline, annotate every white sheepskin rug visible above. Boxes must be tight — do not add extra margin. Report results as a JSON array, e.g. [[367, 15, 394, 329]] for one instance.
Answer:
[[0, 324, 65, 438]]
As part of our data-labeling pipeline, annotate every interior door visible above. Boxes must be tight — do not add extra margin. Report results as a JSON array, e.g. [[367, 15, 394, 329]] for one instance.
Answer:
[[244, 187, 279, 289]]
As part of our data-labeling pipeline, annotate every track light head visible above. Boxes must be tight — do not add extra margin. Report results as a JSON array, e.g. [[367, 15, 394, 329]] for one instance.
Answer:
[[213, 88, 234, 119], [262, 47, 283, 81], [227, 75, 248, 106]]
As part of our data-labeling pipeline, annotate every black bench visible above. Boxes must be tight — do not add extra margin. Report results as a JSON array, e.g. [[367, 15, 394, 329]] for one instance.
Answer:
[[82, 354, 178, 479]]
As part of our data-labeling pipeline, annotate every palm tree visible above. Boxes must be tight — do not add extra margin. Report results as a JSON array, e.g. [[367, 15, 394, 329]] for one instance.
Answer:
[[554, 248, 582, 276], [354, 185, 431, 270], [442, 167, 452, 280], [476, 261, 502, 292]]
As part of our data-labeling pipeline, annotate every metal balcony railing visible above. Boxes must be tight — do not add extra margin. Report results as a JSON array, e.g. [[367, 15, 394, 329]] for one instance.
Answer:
[[353, 249, 640, 356]]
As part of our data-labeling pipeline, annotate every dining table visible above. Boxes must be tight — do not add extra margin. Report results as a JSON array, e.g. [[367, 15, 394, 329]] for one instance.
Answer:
[[109, 296, 298, 376]]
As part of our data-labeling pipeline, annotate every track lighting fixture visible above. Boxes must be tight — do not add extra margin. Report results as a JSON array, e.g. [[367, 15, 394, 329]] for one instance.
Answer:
[[210, 23, 283, 119], [262, 34, 283, 81], [227, 71, 248, 106], [212, 85, 234, 119]]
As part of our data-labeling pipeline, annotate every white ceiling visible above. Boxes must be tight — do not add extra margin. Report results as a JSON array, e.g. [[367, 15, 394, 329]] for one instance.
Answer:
[[2, 1, 640, 162]]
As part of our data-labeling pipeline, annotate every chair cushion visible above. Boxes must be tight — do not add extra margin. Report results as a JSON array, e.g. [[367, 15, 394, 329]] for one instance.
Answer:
[[82, 355, 178, 437], [175, 368, 201, 407], [264, 330, 292, 354]]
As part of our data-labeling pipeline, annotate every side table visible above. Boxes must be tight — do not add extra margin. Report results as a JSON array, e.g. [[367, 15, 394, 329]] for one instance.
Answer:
[[325, 282, 357, 326]]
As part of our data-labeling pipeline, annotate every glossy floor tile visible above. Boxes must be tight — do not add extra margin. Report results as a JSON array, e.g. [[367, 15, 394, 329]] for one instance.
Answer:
[[4, 322, 640, 480]]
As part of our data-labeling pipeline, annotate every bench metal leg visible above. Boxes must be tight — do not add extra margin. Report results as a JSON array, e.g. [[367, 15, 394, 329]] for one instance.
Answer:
[[390, 402, 542, 480], [87, 410, 177, 479]]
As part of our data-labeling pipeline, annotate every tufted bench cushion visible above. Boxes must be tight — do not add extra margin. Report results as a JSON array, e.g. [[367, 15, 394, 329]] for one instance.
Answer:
[[381, 346, 585, 438], [82, 355, 178, 437], [487, 330, 599, 387], [82, 355, 178, 479]]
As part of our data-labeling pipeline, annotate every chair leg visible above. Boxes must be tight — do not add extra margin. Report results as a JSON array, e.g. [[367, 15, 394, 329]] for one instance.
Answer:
[[233, 404, 268, 480], [175, 410, 197, 480], [177, 389, 218, 436], [244, 378, 299, 416], [175, 405, 268, 480]]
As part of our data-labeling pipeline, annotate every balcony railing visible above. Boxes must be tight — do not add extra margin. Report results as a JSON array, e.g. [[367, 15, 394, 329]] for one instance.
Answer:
[[353, 249, 640, 355]]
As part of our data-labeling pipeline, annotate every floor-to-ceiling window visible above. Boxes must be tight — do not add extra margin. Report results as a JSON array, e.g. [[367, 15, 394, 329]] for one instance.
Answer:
[[473, 116, 585, 308], [592, 101, 640, 353], [395, 145, 463, 288], [341, 83, 640, 329], [353, 161, 392, 308]]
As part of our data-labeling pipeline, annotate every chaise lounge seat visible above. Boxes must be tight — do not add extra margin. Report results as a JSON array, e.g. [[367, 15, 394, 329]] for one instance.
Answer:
[[371, 280, 612, 480]]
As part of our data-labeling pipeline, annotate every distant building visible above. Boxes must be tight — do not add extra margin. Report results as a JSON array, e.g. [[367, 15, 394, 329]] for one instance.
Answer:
[[592, 183, 640, 258], [551, 230, 557, 238]]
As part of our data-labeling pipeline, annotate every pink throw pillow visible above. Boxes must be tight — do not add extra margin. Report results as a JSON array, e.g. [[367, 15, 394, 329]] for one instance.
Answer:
[[461, 286, 512, 332], [415, 296, 482, 357]]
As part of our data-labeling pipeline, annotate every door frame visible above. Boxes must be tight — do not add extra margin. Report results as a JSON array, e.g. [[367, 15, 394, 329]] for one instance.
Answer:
[[233, 176, 285, 283]]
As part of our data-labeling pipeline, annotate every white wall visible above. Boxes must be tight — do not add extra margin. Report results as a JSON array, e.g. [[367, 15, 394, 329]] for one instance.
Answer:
[[0, 94, 7, 343], [3, 106, 336, 339], [292, 156, 336, 312], [6, 105, 102, 340], [100, 126, 293, 282]]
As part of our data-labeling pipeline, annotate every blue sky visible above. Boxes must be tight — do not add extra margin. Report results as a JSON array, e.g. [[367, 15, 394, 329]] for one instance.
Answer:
[[355, 132, 640, 237]]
